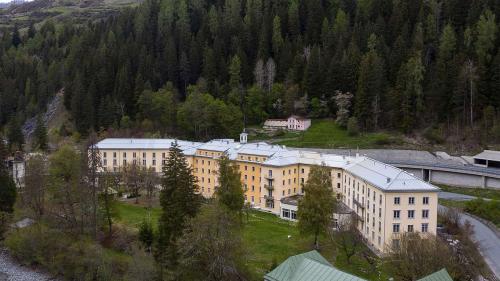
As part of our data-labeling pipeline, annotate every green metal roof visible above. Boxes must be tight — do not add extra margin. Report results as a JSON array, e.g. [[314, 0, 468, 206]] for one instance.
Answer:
[[417, 269, 453, 281], [264, 251, 367, 281]]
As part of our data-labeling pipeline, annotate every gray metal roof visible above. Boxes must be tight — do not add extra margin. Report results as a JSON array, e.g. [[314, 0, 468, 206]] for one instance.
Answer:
[[95, 138, 203, 155], [473, 150, 500, 162]]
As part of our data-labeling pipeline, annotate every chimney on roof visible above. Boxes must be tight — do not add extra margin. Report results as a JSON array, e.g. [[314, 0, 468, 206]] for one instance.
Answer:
[[386, 177, 391, 183]]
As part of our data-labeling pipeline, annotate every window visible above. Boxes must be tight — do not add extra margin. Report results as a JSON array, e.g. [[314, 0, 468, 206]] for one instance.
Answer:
[[162, 152, 165, 158], [422, 209, 429, 219], [282, 209, 290, 218], [301, 178, 304, 183], [408, 210, 414, 219], [252, 167, 255, 171], [379, 208, 381, 218], [103, 152, 107, 157], [245, 175, 248, 180], [393, 210, 400, 219], [301, 168, 304, 174], [152, 159, 156, 166], [378, 236, 381, 245], [423, 197, 429, 205], [409, 197, 415, 204], [337, 173, 341, 178], [152, 153, 156, 158], [378, 221, 381, 232], [143, 152, 146, 158], [245, 166, 248, 171], [252, 185, 255, 191], [208, 178, 211, 183], [103, 159, 107, 165], [123, 159, 126, 165], [123, 152, 127, 158], [337, 183, 340, 188], [291, 210, 297, 220], [113, 152, 116, 158], [282, 190, 285, 196], [393, 224, 400, 233], [408, 225, 414, 232], [113, 159, 117, 165], [251, 196, 254, 202], [392, 239, 400, 249], [421, 223, 428, 233], [394, 197, 400, 205]]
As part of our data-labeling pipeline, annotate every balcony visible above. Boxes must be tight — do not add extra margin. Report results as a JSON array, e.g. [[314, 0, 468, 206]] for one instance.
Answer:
[[264, 174, 274, 180], [264, 195, 274, 208], [264, 184, 274, 190], [353, 198, 365, 209]]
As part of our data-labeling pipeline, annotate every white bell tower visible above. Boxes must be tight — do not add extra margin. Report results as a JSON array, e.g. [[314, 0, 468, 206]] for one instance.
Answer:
[[240, 129, 248, 144]]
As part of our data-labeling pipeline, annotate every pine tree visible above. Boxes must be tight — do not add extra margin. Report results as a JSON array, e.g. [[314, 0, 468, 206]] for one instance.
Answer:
[[215, 155, 244, 213], [355, 34, 384, 130], [33, 115, 48, 151], [155, 141, 201, 271], [297, 165, 336, 249], [7, 117, 24, 151]]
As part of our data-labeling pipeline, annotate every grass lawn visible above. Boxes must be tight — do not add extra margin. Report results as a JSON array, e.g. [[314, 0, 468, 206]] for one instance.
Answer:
[[116, 202, 386, 281], [438, 199, 467, 209], [115, 201, 162, 229], [272, 119, 401, 149], [438, 184, 500, 200]]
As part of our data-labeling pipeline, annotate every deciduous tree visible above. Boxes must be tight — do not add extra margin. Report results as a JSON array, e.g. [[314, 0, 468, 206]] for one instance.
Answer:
[[297, 165, 336, 249]]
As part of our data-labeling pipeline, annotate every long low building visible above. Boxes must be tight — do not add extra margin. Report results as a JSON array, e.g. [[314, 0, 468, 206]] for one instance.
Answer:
[[95, 133, 439, 254]]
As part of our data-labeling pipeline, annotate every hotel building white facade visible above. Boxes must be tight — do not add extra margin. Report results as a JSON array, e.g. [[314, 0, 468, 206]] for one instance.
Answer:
[[96, 135, 439, 253]]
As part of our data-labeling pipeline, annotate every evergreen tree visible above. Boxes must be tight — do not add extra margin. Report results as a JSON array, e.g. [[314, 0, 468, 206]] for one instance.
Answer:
[[155, 141, 201, 271], [33, 115, 48, 151], [0, 171, 16, 213], [355, 34, 385, 130], [7, 117, 24, 151], [297, 165, 336, 249], [215, 155, 244, 213]]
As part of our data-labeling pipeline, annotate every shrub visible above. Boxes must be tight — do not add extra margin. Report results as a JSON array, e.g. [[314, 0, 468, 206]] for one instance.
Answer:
[[5, 224, 131, 280], [138, 220, 154, 251], [465, 198, 500, 226], [374, 136, 391, 146], [423, 127, 444, 144], [347, 117, 359, 136]]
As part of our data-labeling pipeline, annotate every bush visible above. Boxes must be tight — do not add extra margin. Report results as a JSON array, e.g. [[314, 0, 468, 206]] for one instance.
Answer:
[[5, 225, 131, 280], [347, 117, 359, 136], [423, 127, 444, 144], [138, 220, 154, 251], [465, 198, 500, 226], [374, 136, 391, 146]]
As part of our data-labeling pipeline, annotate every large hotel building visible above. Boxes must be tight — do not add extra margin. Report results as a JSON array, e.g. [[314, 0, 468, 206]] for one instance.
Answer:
[[96, 133, 439, 254]]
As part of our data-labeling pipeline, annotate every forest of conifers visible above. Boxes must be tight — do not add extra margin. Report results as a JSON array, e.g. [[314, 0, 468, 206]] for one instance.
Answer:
[[0, 0, 499, 142]]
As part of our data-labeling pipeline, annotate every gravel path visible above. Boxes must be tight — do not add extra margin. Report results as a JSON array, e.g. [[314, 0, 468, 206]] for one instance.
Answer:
[[0, 249, 56, 281]]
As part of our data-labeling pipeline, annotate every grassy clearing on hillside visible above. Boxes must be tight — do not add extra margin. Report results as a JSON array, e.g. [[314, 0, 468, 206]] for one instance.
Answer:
[[115, 202, 385, 281], [269, 119, 400, 149], [115, 202, 161, 229], [438, 184, 500, 200]]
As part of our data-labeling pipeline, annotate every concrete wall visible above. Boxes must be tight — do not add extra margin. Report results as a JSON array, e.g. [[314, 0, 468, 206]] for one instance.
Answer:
[[399, 167, 500, 190]]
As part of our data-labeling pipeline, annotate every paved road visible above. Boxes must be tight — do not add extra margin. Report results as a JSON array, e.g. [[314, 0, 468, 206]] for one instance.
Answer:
[[439, 191, 477, 201], [439, 206, 500, 279]]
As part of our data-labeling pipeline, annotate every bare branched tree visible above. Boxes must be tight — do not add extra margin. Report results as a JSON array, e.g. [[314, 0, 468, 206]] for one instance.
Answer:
[[22, 154, 47, 220], [86, 134, 102, 239]]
